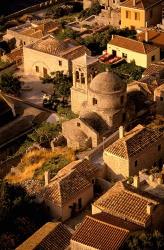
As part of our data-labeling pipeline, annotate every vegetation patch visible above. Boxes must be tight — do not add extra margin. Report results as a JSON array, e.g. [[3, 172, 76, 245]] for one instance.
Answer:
[[5, 147, 75, 183]]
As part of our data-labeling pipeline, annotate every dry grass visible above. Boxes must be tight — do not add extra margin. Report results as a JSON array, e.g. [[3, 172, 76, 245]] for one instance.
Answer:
[[6, 147, 75, 183]]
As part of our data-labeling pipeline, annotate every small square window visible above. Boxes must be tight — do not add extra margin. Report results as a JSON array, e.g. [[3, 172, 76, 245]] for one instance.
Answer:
[[59, 60, 62, 66], [93, 98, 97, 105], [135, 160, 138, 167], [151, 55, 155, 62], [77, 122, 81, 127], [160, 97, 163, 101]]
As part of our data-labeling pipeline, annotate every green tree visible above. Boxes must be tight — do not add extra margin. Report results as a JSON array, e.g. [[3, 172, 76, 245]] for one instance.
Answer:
[[42, 71, 72, 100], [79, 3, 102, 19], [0, 180, 51, 249], [123, 230, 164, 250], [0, 73, 21, 95], [28, 122, 61, 146]]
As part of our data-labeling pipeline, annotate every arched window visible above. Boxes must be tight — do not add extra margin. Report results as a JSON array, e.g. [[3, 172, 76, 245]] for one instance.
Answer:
[[76, 71, 79, 81]]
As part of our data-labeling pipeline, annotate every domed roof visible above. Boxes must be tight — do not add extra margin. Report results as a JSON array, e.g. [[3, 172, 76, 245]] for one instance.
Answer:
[[33, 37, 68, 56], [89, 70, 123, 94]]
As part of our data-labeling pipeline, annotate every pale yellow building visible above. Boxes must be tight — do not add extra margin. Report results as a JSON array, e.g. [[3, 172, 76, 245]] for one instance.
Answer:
[[120, 0, 163, 29], [107, 35, 160, 68], [23, 35, 90, 77], [103, 125, 164, 180]]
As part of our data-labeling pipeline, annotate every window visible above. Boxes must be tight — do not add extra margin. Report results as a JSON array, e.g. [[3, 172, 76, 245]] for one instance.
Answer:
[[112, 50, 117, 57], [131, 25, 135, 30], [35, 66, 39, 72], [81, 73, 85, 84], [126, 10, 131, 19], [122, 53, 127, 59], [135, 160, 138, 167], [160, 97, 163, 101], [43, 67, 48, 77], [158, 145, 161, 151], [120, 95, 124, 104], [135, 12, 140, 20], [76, 71, 79, 81], [77, 122, 80, 127], [78, 198, 82, 210], [93, 98, 97, 105], [23, 41, 26, 45], [59, 60, 62, 66], [151, 55, 155, 62]]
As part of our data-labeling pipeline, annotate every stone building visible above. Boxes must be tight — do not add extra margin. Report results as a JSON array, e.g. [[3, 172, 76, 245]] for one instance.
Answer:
[[3, 19, 59, 48], [63, 70, 127, 150], [71, 53, 99, 114], [83, 0, 125, 10], [92, 181, 164, 231], [154, 84, 164, 115], [23, 35, 90, 77], [38, 159, 97, 221], [103, 124, 164, 180]]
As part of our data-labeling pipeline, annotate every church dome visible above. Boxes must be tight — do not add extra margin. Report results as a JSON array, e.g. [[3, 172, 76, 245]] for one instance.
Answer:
[[89, 70, 123, 94], [33, 36, 67, 55]]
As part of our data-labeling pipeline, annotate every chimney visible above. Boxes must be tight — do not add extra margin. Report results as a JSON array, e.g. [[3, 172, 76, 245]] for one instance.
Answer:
[[133, 175, 139, 188], [133, 0, 136, 7], [149, 174, 154, 182], [119, 126, 124, 139], [44, 171, 50, 186], [157, 176, 163, 185], [145, 30, 149, 42], [146, 203, 154, 215]]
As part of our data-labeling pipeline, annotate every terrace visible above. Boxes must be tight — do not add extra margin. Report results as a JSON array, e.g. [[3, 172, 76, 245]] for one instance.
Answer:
[[98, 51, 124, 65]]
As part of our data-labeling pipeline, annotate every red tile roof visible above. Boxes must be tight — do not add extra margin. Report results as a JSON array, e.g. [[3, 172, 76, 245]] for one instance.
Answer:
[[109, 35, 158, 54], [105, 124, 163, 159], [39, 159, 96, 205], [71, 215, 129, 250], [137, 30, 164, 49], [93, 181, 159, 227], [16, 222, 72, 250]]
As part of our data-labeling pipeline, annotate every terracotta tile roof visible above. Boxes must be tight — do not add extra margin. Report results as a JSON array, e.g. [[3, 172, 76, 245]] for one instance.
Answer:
[[4, 48, 23, 63], [92, 212, 142, 231], [56, 159, 98, 182], [109, 35, 158, 54], [30, 35, 89, 60], [137, 30, 164, 49], [39, 167, 92, 205], [105, 124, 163, 159], [93, 181, 159, 227], [71, 215, 129, 250], [120, 0, 163, 10], [143, 63, 164, 77], [16, 222, 71, 250]]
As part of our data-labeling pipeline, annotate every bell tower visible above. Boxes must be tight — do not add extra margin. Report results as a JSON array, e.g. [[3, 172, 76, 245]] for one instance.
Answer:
[[71, 53, 99, 114]]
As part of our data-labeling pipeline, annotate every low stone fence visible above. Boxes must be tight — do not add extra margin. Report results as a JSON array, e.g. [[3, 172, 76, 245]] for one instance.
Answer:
[[86, 130, 119, 161]]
